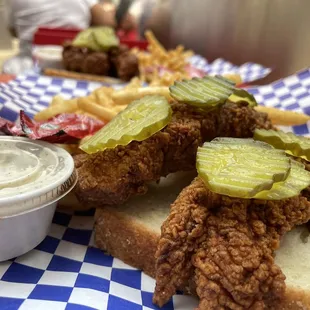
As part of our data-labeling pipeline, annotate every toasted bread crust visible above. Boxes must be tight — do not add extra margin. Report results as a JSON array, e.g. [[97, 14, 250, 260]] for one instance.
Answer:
[[272, 287, 310, 310], [95, 207, 310, 309], [95, 208, 159, 278]]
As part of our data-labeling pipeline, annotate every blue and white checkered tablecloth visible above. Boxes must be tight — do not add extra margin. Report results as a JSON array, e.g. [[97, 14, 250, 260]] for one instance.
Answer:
[[0, 208, 198, 310], [189, 56, 271, 84], [0, 56, 271, 123], [0, 62, 310, 309], [247, 68, 310, 136]]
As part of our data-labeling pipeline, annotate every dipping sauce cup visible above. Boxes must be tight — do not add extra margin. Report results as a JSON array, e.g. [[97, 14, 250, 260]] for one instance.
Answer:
[[0, 136, 77, 261]]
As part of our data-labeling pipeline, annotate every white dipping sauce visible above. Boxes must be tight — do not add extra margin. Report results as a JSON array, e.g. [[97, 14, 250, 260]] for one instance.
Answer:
[[0, 136, 77, 261], [0, 136, 76, 216]]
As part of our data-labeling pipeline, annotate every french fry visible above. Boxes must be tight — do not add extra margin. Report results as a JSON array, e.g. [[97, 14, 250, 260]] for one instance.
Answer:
[[94, 89, 113, 107], [50, 95, 65, 106], [182, 50, 194, 58], [113, 105, 127, 113], [44, 68, 123, 84], [97, 86, 114, 96], [255, 106, 310, 126], [34, 98, 78, 121], [111, 87, 171, 105], [87, 92, 97, 102], [131, 31, 193, 86], [145, 30, 167, 55], [78, 97, 117, 121], [223, 74, 242, 85], [124, 77, 142, 89]]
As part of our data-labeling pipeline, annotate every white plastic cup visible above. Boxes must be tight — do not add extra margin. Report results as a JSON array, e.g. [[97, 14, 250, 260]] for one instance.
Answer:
[[0, 136, 77, 261], [32, 45, 63, 70]]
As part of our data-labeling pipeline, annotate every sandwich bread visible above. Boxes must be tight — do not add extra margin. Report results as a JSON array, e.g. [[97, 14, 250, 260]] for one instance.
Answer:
[[94, 172, 310, 310]]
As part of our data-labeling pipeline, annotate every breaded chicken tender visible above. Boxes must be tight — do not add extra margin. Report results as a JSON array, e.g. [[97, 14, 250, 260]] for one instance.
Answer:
[[74, 101, 273, 208], [154, 178, 310, 310]]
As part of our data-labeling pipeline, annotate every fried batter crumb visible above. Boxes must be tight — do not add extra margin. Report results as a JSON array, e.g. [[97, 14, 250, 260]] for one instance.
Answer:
[[154, 178, 310, 310], [75, 102, 273, 207]]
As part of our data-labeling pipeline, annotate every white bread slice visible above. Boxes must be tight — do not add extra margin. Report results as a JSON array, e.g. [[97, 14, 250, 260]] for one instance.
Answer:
[[95, 171, 196, 278], [94, 172, 310, 310]]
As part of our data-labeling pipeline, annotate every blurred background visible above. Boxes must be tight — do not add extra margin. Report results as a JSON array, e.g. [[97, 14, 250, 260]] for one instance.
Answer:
[[1, 0, 310, 83]]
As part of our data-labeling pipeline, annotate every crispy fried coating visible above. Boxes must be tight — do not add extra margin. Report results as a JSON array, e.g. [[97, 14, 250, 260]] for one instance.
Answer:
[[74, 102, 273, 207], [153, 178, 310, 310]]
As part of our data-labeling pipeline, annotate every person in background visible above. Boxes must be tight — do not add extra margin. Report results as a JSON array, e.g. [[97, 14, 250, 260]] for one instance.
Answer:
[[101, 0, 138, 40], [144, 0, 170, 47], [106, 0, 159, 40], [3, 0, 117, 74], [131, 0, 158, 39]]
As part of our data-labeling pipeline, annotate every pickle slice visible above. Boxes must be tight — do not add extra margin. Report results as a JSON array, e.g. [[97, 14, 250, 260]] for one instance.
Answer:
[[93, 27, 119, 51], [86, 33, 102, 52], [72, 27, 118, 51], [72, 29, 95, 49], [228, 89, 258, 107], [169, 76, 236, 109], [254, 129, 310, 162], [80, 95, 172, 154], [196, 138, 291, 198], [254, 160, 310, 200], [211, 137, 272, 149]]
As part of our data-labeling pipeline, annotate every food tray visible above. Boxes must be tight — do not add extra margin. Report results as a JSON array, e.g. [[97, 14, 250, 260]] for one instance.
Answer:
[[0, 67, 310, 310]]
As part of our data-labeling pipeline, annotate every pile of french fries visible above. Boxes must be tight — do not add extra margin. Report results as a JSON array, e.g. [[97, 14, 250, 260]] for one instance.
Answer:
[[129, 31, 243, 87], [35, 75, 310, 127], [130, 31, 193, 86], [34, 78, 171, 123]]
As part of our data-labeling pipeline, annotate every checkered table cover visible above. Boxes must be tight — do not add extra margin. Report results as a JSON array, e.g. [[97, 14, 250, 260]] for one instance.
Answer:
[[247, 68, 310, 137], [0, 63, 310, 310], [0, 208, 198, 310], [189, 55, 271, 83], [0, 56, 271, 123]]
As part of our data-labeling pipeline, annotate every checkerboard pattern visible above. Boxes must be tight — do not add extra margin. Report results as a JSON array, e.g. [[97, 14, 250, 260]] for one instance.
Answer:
[[0, 209, 198, 310], [247, 68, 310, 136], [0, 56, 271, 123], [1, 68, 310, 136], [1, 61, 310, 309], [189, 56, 271, 83], [0, 75, 104, 122]]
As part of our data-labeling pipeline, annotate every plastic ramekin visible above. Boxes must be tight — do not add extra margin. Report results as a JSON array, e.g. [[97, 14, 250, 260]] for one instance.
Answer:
[[0, 136, 77, 261], [32, 45, 63, 70]]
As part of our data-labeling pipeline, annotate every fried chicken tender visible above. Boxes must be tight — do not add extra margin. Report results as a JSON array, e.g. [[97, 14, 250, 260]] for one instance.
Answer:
[[153, 178, 310, 310], [75, 101, 273, 207]]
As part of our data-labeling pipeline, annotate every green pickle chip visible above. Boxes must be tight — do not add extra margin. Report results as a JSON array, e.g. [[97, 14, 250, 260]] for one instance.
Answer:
[[228, 89, 257, 107], [196, 138, 291, 198], [169, 76, 235, 110], [93, 27, 119, 51], [254, 160, 310, 200], [254, 129, 310, 162], [72, 27, 119, 51], [72, 29, 94, 48], [169, 76, 256, 110], [87, 35, 102, 52], [211, 137, 271, 149], [80, 95, 172, 154]]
